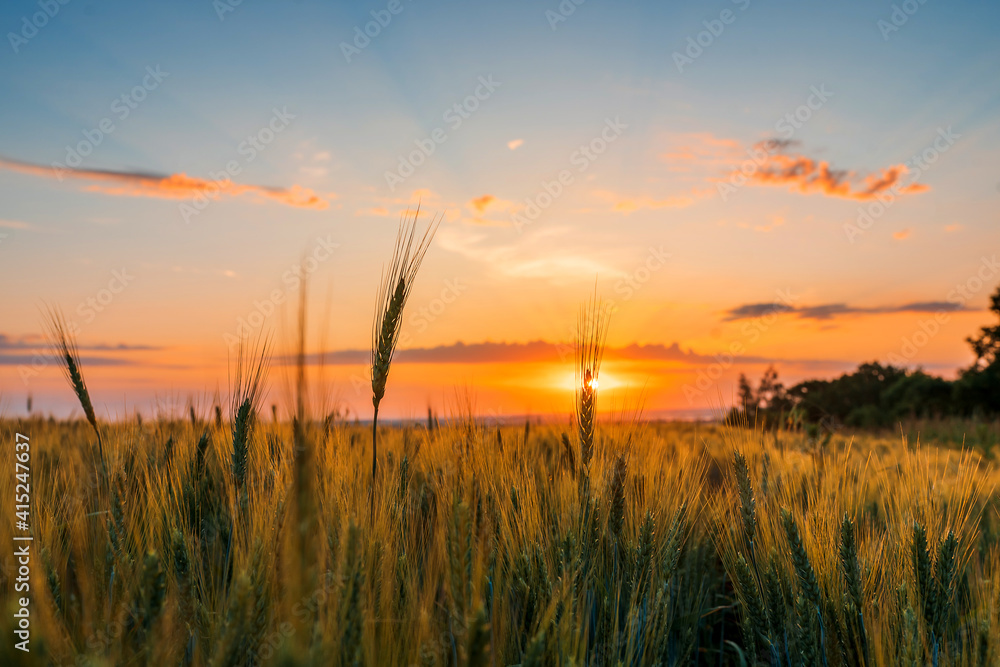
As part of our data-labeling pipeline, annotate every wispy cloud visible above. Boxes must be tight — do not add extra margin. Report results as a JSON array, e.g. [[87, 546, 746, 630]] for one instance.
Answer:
[[0, 219, 33, 230], [0, 333, 160, 352], [438, 225, 618, 282], [507, 139, 523, 150], [661, 132, 742, 172], [276, 339, 848, 370], [723, 300, 974, 321], [0, 333, 158, 367], [0, 156, 331, 209], [356, 206, 390, 216], [733, 141, 929, 201]]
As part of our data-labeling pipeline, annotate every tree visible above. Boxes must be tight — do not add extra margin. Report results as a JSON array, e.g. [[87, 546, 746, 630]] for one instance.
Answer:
[[966, 284, 1000, 368], [737, 373, 756, 411]]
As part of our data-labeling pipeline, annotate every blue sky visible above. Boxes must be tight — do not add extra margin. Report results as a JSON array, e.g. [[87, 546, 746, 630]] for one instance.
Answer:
[[1, 0, 999, 418]]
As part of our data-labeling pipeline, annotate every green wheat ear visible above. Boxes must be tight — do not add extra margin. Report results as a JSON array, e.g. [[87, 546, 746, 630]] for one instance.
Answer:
[[735, 553, 767, 659], [229, 334, 270, 495], [781, 508, 821, 610], [734, 450, 757, 555]]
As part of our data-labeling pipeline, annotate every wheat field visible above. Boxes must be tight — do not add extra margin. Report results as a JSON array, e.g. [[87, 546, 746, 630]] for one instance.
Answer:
[[5, 216, 1000, 666], [2, 411, 999, 666]]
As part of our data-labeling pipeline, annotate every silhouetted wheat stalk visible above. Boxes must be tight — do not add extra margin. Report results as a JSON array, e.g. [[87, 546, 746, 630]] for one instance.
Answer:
[[575, 292, 610, 484], [370, 207, 438, 512]]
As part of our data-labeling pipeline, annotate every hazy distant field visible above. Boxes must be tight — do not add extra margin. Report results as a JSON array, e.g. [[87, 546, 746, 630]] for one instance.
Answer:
[[3, 416, 998, 666]]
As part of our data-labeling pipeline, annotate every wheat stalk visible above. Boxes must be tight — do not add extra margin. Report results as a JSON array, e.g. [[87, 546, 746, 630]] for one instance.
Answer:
[[370, 206, 439, 510], [43, 306, 107, 486], [575, 292, 611, 474], [226, 332, 270, 589]]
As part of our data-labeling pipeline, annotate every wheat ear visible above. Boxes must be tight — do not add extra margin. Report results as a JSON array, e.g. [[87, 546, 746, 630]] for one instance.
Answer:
[[575, 291, 610, 474], [370, 206, 439, 511], [43, 306, 107, 484]]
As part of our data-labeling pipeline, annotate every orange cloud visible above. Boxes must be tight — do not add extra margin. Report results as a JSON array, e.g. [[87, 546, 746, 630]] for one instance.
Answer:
[[469, 194, 495, 214], [0, 156, 330, 209], [893, 229, 912, 240], [507, 139, 524, 150], [461, 194, 517, 226], [661, 132, 742, 172], [736, 143, 929, 201]]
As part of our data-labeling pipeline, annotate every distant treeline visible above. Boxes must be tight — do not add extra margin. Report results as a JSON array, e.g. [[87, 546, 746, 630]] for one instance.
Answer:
[[730, 284, 1000, 430]]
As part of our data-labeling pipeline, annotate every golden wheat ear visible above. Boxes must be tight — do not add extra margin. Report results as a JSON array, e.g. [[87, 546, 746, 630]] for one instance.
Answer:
[[371, 206, 440, 406], [369, 206, 440, 513], [575, 291, 611, 474], [42, 305, 107, 480]]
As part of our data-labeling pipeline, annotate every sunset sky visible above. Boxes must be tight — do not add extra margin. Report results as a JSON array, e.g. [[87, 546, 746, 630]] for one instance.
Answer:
[[2, 0, 999, 420]]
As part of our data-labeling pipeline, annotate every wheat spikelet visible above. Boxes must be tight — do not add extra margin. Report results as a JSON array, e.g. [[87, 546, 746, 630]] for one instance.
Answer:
[[661, 503, 687, 582], [839, 515, 863, 613], [912, 522, 935, 629], [934, 530, 958, 637], [733, 451, 757, 556], [839, 513, 868, 660], [781, 508, 821, 611], [795, 592, 819, 665], [764, 554, 788, 653], [735, 553, 767, 658]]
